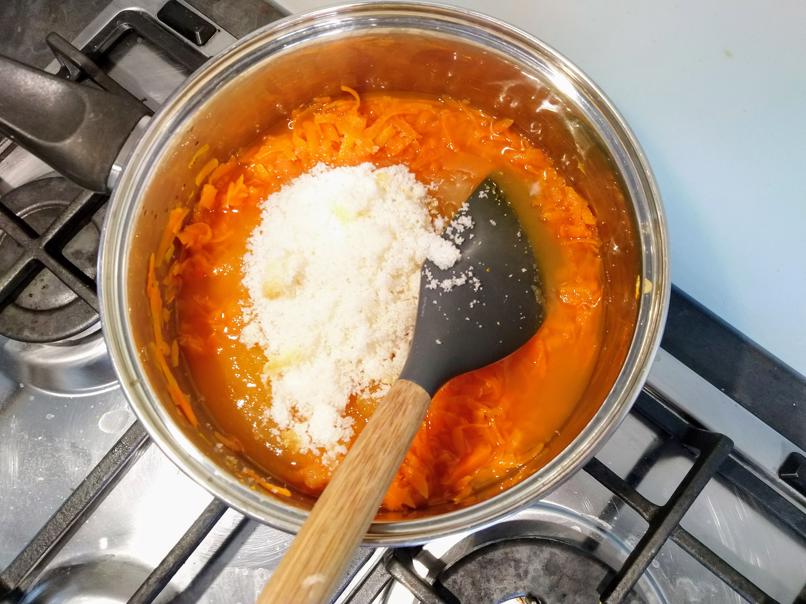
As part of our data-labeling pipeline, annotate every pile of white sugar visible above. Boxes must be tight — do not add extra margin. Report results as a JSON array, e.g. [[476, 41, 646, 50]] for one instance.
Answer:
[[240, 163, 465, 461]]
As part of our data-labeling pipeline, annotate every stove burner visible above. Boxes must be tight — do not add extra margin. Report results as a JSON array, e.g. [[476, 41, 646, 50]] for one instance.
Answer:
[[0, 330, 117, 394], [0, 178, 106, 342], [437, 539, 644, 604], [20, 557, 177, 604], [382, 505, 670, 604]]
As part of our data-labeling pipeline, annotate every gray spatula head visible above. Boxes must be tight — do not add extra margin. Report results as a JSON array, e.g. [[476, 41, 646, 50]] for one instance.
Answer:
[[400, 178, 544, 395]]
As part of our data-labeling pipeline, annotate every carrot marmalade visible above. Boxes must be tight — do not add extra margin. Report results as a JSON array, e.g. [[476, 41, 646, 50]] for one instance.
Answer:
[[149, 87, 605, 511]]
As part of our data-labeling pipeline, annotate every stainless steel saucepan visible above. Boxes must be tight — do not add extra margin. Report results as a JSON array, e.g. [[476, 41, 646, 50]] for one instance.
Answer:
[[0, 2, 668, 544]]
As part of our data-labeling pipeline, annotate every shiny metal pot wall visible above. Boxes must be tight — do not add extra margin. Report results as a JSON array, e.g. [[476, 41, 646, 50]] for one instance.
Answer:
[[96, 3, 668, 543]]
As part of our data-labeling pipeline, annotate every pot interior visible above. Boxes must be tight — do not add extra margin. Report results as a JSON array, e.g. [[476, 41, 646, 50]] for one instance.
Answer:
[[115, 6, 655, 540]]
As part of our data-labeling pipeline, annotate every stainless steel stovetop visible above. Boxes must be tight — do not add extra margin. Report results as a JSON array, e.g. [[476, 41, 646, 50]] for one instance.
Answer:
[[1, 2, 804, 603]]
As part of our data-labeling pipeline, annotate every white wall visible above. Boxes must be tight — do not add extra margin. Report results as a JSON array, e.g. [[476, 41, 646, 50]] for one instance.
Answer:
[[276, 0, 806, 375]]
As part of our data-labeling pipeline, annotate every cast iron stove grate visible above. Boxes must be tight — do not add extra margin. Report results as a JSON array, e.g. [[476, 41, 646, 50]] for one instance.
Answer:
[[0, 177, 105, 342], [2, 383, 804, 603], [346, 390, 805, 604]]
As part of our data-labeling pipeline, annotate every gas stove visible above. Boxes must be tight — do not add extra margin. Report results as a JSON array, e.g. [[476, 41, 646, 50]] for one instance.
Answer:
[[1, 2, 805, 603]]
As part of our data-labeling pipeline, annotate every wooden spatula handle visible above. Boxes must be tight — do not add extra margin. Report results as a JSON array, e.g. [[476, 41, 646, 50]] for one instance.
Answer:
[[258, 379, 431, 604]]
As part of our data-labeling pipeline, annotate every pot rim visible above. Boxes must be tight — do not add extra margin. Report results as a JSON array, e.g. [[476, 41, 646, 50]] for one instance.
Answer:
[[98, 1, 669, 545]]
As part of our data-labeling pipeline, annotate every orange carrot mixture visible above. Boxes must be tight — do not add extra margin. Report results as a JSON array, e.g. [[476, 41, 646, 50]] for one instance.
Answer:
[[154, 89, 604, 510]]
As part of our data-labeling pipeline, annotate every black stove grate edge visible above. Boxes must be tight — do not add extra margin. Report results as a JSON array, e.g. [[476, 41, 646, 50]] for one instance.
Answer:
[[664, 287, 806, 456], [128, 499, 229, 604], [589, 424, 734, 602], [346, 390, 805, 604], [4, 388, 803, 604], [0, 422, 149, 598]]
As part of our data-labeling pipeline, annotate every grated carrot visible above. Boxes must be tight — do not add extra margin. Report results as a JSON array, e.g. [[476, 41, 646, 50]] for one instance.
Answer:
[[198, 183, 218, 211], [195, 158, 219, 186], [146, 254, 168, 356], [208, 159, 237, 185], [242, 467, 292, 498], [177, 222, 212, 249], [147, 254, 197, 426], [340, 84, 361, 110], [157, 89, 606, 512], [170, 339, 179, 368], [214, 430, 245, 454], [151, 342, 197, 426], [188, 143, 210, 168], [156, 207, 189, 265]]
